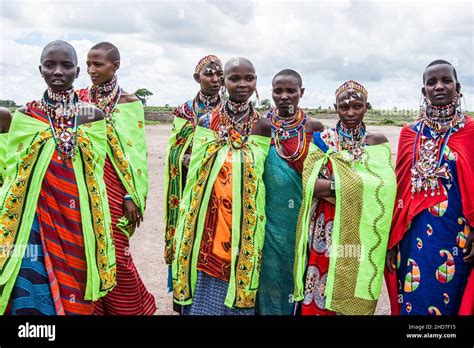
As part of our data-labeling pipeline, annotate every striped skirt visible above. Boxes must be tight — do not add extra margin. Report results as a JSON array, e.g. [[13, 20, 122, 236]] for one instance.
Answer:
[[93, 156, 156, 315]]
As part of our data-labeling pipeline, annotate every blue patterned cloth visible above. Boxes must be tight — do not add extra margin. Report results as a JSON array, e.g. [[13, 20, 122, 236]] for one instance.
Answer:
[[10, 215, 55, 315], [182, 271, 255, 315], [257, 145, 302, 315], [397, 125, 471, 315]]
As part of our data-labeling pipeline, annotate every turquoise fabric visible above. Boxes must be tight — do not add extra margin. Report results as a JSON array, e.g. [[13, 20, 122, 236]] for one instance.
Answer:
[[257, 146, 302, 315]]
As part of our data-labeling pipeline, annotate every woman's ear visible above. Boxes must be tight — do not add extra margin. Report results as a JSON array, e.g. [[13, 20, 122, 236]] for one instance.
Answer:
[[113, 60, 120, 73]]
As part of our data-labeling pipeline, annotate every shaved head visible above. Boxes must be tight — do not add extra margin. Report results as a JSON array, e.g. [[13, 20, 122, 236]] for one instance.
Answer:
[[40, 40, 77, 65], [224, 57, 255, 74], [273, 69, 303, 88], [423, 59, 458, 83], [90, 41, 120, 62]]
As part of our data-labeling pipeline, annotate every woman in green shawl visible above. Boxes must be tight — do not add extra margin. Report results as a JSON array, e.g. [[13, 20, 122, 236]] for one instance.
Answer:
[[172, 57, 271, 315], [78, 41, 155, 315], [164, 55, 223, 291], [0, 40, 115, 315], [293, 80, 397, 315]]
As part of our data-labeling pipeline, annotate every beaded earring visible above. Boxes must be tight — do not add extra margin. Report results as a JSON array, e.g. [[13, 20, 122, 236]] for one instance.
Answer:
[[220, 85, 228, 100], [255, 89, 261, 106]]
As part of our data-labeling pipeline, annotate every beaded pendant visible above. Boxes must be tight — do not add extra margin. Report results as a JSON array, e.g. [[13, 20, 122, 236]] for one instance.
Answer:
[[411, 133, 451, 197], [410, 109, 465, 198], [41, 88, 79, 161]]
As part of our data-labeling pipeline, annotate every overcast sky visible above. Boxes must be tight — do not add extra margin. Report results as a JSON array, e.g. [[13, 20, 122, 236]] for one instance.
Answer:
[[1, 0, 473, 110]]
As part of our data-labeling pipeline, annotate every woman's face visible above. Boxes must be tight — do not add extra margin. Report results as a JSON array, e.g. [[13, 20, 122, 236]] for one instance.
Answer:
[[423, 64, 460, 106], [224, 60, 257, 103], [195, 61, 223, 96], [272, 75, 304, 117], [40, 46, 79, 92], [334, 90, 367, 128], [86, 49, 118, 86]]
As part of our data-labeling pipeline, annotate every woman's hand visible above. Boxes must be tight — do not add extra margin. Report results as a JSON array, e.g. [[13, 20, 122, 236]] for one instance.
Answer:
[[463, 229, 474, 262], [123, 199, 143, 231], [385, 247, 397, 273]]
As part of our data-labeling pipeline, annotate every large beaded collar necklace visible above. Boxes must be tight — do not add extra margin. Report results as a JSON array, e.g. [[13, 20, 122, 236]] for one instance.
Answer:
[[411, 94, 465, 198], [40, 87, 80, 161], [216, 100, 258, 150], [268, 107, 308, 162], [89, 75, 121, 121]]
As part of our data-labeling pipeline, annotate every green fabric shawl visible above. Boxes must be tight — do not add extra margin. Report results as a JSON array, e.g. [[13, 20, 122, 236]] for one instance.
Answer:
[[293, 142, 396, 315], [107, 101, 148, 237], [0, 133, 7, 186], [163, 116, 194, 264], [0, 111, 116, 314], [172, 125, 270, 309]]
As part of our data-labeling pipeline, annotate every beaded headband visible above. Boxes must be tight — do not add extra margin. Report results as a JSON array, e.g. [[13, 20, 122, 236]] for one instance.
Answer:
[[195, 55, 222, 75], [335, 80, 368, 99]]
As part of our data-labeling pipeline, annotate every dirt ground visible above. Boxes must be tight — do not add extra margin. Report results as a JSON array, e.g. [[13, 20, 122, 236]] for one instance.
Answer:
[[132, 121, 404, 315]]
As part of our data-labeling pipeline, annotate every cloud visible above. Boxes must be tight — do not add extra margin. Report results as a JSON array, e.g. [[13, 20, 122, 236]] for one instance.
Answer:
[[0, 0, 472, 110]]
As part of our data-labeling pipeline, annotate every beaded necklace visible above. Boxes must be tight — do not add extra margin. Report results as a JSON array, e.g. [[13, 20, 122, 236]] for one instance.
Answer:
[[268, 107, 307, 162], [192, 90, 220, 123], [410, 101, 465, 198], [216, 101, 258, 149], [422, 93, 460, 120], [335, 120, 367, 161], [89, 75, 121, 121], [420, 94, 462, 133], [198, 90, 220, 106], [40, 88, 80, 161], [226, 98, 250, 113]]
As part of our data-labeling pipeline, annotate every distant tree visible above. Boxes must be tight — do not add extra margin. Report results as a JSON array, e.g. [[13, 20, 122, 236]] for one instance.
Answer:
[[0, 100, 17, 108], [367, 102, 373, 110], [134, 88, 153, 106], [260, 99, 271, 109]]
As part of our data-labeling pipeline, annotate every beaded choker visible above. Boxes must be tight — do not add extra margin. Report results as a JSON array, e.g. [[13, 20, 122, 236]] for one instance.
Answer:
[[89, 75, 121, 120], [40, 88, 79, 161], [47, 88, 76, 103], [268, 107, 308, 162], [335, 121, 367, 161], [95, 74, 117, 94], [226, 99, 250, 113], [420, 94, 463, 133], [192, 90, 220, 123], [422, 93, 459, 119], [197, 90, 220, 107], [216, 102, 258, 149]]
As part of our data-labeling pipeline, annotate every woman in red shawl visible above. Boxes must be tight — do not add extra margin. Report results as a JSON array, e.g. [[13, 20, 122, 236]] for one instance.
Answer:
[[385, 60, 474, 315]]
